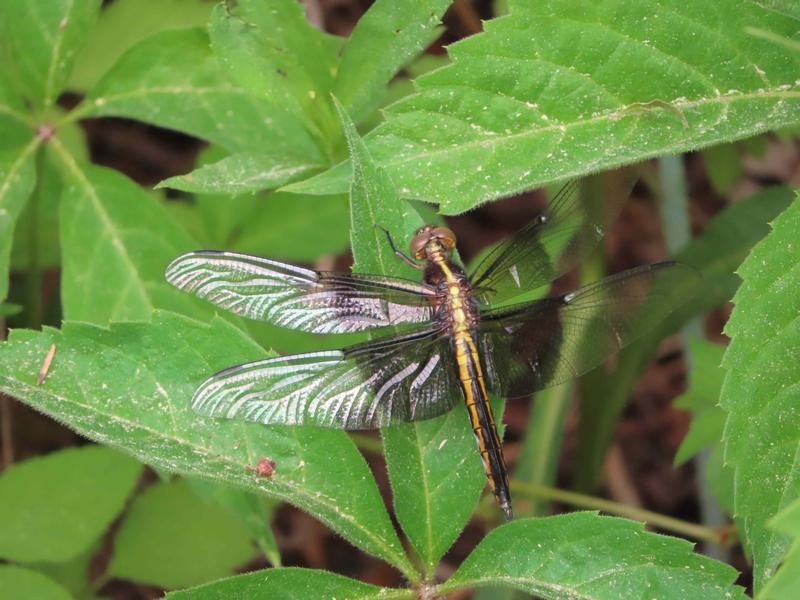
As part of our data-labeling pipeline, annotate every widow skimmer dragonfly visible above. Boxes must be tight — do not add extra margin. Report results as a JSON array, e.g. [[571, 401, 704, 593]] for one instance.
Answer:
[[165, 182, 692, 520]]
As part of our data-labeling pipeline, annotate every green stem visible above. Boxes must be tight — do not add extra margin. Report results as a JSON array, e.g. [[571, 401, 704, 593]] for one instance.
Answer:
[[350, 432, 724, 545], [510, 480, 724, 545]]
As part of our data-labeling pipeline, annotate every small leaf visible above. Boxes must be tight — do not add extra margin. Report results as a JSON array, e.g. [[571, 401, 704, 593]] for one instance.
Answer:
[[68, 0, 214, 91], [109, 479, 257, 589], [165, 567, 415, 600], [702, 143, 742, 195], [438, 513, 745, 599], [0, 0, 102, 108], [187, 478, 281, 567], [76, 29, 322, 159], [53, 151, 206, 324], [0, 566, 71, 600], [720, 193, 800, 590], [761, 499, 800, 599], [0, 140, 38, 303], [674, 339, 727, 465], [0, 311, 413, 577], [574, 186, 795, 491], [288, 1, 800, 213], [0, 445, 141, 563], [158, 152, 321, 196], [333, 0, 450, 123]]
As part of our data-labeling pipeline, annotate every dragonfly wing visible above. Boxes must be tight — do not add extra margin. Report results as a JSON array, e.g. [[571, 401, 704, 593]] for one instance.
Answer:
[[478, 262, 697, 399], [191, 329, 461, 430], [166, 250, 436, 334], [469, 178, 633, 303]]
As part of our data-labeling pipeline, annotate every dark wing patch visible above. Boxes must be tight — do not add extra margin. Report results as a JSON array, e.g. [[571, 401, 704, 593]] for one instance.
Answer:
[[469, 179, 631, 303], [166, 251, 436, 334], [478, 263, 697, 399], [191, 330, 461, 430]]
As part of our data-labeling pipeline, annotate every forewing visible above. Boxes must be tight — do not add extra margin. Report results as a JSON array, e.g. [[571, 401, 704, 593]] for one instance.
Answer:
[[469, 179, 631, 303], [191, 330, 461, 430], [478, 262, 697, 399], [166, 250, 436, 334]]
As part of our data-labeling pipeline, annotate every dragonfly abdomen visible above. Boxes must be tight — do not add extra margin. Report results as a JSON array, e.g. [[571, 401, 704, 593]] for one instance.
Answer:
[[453, 333, 513, 520]]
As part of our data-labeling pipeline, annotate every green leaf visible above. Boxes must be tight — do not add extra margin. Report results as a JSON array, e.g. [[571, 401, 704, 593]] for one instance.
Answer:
[[339, 99, 488, 573], [288, 0, 800, 214], [109, 479, 257, 589], [74, 29, 322, 159], [230, 192, 351, 263], [720, 193, 800, 591], [0, 445, 141, 563], [332, 0, 450, 123], [32, 542, 99, 600], [0, 311, 414, 579], [52, 147, 206, 324], [761, 499, 800, 599], [674, 339, 727, 465], [702, 143, 742, 195], [166, 567, 414, 600], [0, 140, 38, 303], [574, 186, 795, 491], [0, 0, 101, 108], [158, 152, 322, 196], [68, 0, 214, 91], [0, 82, 32, 150], [0, 566, 71, 600], [208, 0, 340, 141], [438, 513, 745, 599], [187, 478, 281, 567]]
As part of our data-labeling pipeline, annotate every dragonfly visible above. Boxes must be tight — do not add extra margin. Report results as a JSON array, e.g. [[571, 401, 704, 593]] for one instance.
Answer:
[[165, 182, 693, 520]]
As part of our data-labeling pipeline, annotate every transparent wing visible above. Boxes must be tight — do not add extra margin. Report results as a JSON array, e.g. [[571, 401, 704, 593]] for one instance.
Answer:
[[166, 250, 436, 334], [478, 262, 697, 399], [469, 179, 631, 303], [191, 330, 461, 430]]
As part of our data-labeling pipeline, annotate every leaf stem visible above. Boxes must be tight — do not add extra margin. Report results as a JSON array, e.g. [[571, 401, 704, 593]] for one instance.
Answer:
[[509, 480, 726, 545], [350, 435, 725, 545]]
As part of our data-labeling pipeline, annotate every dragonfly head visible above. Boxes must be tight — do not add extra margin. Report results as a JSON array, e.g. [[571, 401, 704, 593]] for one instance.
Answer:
[[411, 225, 456, 260]]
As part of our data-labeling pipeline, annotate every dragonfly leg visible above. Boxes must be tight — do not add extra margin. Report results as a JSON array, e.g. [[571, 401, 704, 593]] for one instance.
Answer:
[[375, 225, 423, 270]]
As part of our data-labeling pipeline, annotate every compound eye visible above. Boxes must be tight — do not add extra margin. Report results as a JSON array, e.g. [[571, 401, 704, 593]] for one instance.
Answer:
[[432, 226, 456, 248], [410, 232, 430, 259]]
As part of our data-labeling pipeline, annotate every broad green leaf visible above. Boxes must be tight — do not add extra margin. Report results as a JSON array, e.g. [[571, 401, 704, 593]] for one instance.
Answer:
[[109, 479, 256, 589], [720, 193, 800, 590], [208, 0, 340, 143], [187, 478, 281, 567], [438, 513, 745, 599], [71, 29, 322, 160], [0, 311, 414, 579], [674, 339, 727, 465], [0, 445, 141, 563], [166, 567, 414, 600], [0, 140, 38, 303], [52, 147, 206, 324], [0, 0, 101, 108], [340, 99, 490, 573], [288, 0, 800, 214], [761, 499, 800, 599], [158, 152, 322, 196], [0, 566, 71, 600], [574, 186, 795, 491], [333, 0, 450, 123], [68, 0, 214, 91]]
